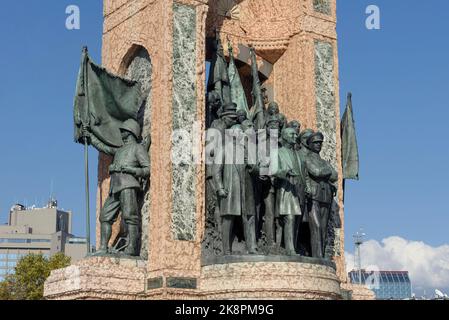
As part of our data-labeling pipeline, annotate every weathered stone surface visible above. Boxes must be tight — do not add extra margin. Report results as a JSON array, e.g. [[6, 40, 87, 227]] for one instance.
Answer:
[[315, 40, 337, 170], [200, 261, 342, 300], [314, 0, 332, 15], [171, 2, 197, 241], [44, 257, 147, 300], [341, 283, 376, 300]]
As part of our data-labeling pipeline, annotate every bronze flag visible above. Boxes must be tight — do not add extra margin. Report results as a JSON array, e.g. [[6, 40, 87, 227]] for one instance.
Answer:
[[73, 47, 142, 148], [341, 92, 360, 180]]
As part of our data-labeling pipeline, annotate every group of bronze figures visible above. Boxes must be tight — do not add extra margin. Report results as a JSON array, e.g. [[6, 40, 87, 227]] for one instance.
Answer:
[[205, 99, 340, 259], [205, 43, 340, 260]]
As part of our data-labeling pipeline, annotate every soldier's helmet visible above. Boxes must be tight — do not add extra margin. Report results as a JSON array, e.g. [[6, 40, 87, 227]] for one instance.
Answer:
[[266, 114, 281, 125], [299, 129, 315, 144], [120, 119, 141, 139], [267, 102, 280, 115], [220, 102, 238, 118], [307, 132, 325, 145], [287, 120, 301, 130]]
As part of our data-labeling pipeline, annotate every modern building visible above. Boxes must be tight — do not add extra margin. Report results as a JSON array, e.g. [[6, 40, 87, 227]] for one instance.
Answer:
[[348, 270, 412, 300], [0, 200, 88, 281]]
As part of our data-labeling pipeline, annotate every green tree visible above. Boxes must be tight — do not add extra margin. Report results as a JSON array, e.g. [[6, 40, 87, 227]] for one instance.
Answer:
[[0, 253, 71, 300]]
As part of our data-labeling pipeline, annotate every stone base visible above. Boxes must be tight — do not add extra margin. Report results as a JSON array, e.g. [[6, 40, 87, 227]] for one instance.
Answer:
[[200, 259, 342, 300], [341, 283, 376, 300], [44, 257, 147, 300], [45, 257, 346, 300]]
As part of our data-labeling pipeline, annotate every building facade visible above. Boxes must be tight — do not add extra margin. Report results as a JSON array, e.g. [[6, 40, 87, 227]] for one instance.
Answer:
[[348, 270, 412, 300], [0, 201, 87, 281]]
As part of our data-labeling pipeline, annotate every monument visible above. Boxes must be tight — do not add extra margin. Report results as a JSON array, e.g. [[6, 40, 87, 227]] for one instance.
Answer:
[[44, 0, 373, 300]]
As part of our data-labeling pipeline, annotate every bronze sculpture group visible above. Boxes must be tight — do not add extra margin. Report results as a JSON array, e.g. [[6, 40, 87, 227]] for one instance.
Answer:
[[205, 41, 339, 260], [75, 37, 340, 261]]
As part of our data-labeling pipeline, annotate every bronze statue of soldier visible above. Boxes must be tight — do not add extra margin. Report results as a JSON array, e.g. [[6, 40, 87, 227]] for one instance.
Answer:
[[273, 127, 304, 255], [287, 120, 301, 150], [297, 129, 315, 212], [206, 91, 222, 129], [206, 103, 239, 233], [304, 132, 338, 258], [84, 119, 150, 256], [213, 122, 258, 255], [256, 114, 282, 248]]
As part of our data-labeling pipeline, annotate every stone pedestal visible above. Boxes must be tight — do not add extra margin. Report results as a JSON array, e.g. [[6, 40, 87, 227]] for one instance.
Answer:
[[44, 257, 146, 300], [45, 256, 343, 300], [341, 283, 376, 300], [200, 258, 342, 300]]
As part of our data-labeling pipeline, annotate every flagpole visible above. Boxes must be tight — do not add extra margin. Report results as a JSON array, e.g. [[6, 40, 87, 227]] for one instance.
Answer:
[[82, 46, 91, 254], [84, 140, 91, 254]]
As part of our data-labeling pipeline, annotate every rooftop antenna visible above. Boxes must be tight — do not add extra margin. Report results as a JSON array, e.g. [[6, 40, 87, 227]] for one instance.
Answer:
[[353, 229, 366, 285], [50, 179, 54, 201]]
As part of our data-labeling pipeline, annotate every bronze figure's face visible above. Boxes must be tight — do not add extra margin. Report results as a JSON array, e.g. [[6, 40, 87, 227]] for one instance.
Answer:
[[267, 102, 279, 116], [288, 120, 301, 134], [241, 120, 254, 132], [208, 92, 221, 111], [309, 140, 323, 153], [223, 116, 237, 128], [282, 128, 298, 146], [120, 129, 132, 141], [267, 120, 280, 131], [237, 110, 247, 124], [307, 132, 324, 153]]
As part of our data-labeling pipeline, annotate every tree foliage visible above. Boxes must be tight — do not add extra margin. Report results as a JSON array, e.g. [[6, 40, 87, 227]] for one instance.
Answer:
[[0, 253, 70, 300]]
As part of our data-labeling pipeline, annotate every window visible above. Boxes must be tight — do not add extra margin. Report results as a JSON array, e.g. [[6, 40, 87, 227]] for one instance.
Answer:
[[0, 238, 29, 243], [31, 239, 51, 243], [8, 254, 18, 260], [68, 238, 86, 244]]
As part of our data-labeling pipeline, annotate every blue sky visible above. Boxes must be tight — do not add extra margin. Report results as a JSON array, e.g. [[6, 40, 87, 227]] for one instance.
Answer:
[[0, 1, 448, 291], [338, 0, 449, 251]]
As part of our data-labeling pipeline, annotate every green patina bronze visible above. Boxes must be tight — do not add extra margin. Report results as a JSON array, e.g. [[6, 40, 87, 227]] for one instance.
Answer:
[[73, 47, 150, 257], [341, 92, 360, 181], [304, 132, 338, 259]]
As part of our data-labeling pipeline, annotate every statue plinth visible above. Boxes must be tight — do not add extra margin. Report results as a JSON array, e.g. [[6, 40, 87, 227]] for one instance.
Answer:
[[200, 258, 342, 300], [44, 257, 147, 300], [340, 283, 376, 300], [45, 257, 342, 300]]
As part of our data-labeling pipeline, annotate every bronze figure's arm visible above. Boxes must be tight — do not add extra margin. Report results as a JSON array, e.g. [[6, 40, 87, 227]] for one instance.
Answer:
[[134, 145, 151, 178], [329, 165, 338, 183], [306, 157, 332, 179], [84, 127, 118, 156]]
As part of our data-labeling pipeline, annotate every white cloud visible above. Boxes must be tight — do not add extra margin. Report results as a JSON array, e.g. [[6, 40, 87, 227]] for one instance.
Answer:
[[346, 236, 449, 295]]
